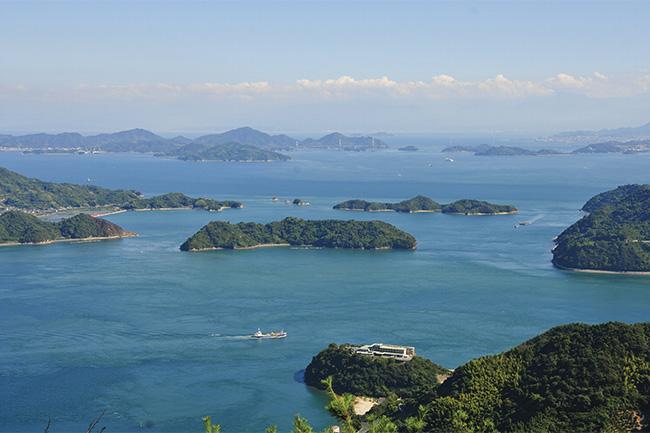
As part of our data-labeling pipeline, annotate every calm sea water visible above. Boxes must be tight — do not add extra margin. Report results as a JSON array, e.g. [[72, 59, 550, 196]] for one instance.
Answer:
[[2, 138, 650, 432]]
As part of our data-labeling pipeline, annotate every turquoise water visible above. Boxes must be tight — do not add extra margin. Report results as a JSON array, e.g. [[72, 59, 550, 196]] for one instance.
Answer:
[[2, 142, 650, 432]]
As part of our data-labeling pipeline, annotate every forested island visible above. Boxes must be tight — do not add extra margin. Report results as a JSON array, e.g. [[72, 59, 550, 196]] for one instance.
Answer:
[[333, 195, 518, 215], [552, 184, 650, 273], [301, 322, 650, 433], [0, 211, 133, 245], [0, 167, 241, 214], [180, 217, 417, 251], [442, 144, 564, 156], [159, 142, 291, 162]]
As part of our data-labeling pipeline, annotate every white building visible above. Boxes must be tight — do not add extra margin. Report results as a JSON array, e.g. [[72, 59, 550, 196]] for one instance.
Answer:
[[354, 343, 415, 361]]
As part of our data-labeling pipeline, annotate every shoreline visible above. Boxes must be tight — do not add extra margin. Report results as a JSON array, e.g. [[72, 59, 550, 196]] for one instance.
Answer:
[[186, 243, 413, 252], [552, 261, 650, 275], [443, 210, 519, 215], [335, 207, 517, 215], [0, 233, 139, 248]]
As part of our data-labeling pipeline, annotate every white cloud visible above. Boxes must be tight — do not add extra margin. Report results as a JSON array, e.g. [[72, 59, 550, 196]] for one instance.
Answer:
[[1, 72, 649, 104]]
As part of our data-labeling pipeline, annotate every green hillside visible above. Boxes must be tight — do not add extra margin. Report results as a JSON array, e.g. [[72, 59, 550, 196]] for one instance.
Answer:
[[552, 184, 650, 272], [180, 217, 417, 251], [0, 211, 126, 244]]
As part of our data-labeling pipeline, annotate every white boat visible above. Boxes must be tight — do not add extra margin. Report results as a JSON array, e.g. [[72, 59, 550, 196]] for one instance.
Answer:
[[252, 328, 287, 339]]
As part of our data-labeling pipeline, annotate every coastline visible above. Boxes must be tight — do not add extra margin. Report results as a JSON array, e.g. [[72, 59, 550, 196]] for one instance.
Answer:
[[186, 243, 413, 252], [334, 207, 516, 215], [187, 243, 292, 252], [552, 261, 650, 275], [443, 210, 519, 215], [0, 233, 139, 248]]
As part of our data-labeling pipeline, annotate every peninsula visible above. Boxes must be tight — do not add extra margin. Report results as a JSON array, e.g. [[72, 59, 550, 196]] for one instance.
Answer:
[[180, 217, 417, 251], [333, 195, 518, 215], [0, 211, 135, 245], [299, 322, 650, 433], [0, 167, 242, 214], [552, 184, 650, 273]]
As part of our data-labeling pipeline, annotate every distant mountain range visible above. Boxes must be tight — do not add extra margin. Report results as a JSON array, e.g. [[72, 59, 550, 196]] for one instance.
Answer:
[[546, 121, 650, 143], [0, 127, 389, 158]]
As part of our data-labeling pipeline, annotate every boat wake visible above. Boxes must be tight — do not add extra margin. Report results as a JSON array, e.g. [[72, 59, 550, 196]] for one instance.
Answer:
[[209, 334, 254, 340]]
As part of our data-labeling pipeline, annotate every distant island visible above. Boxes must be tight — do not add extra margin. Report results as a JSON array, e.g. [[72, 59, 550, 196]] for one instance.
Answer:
[[159, 141, 292, 162], [442, 144, 565, 156], [180, 217, 417, 251], [333, 195, 518, 215], [0, 126, 389, 158], [0, 166, 241, 214], [442, 139, 650, 156], [398, 145, 419, 152], [571, 139, 650, 154], [0, 211, 135, 245], [543, 121, 650, 144], [304, 322, 650, 433], [552, 184, 650, 273]]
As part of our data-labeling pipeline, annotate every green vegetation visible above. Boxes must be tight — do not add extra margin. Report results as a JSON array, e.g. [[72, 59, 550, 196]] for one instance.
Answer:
[[304, 343, 449, 399], [580, 184, 644, 213], [121, 192, 241, 211], [572, 140, 650, 154], [419, 322, 650, 432], [552, 184, 650, 272], [301, 322, 650, 433], [442, 199, 518, 215], [333, 195, 441, 213], [0, 167, 242, 213], [442, 144, 564, 156], [0, 166, 141, 212], [163, 142, 291, 162], [180, 217, 417, 251], [0, 211, 126, 244], [333, 196, 517, 215]]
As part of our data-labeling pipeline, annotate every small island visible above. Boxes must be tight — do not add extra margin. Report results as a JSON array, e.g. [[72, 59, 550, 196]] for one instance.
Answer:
[[552, 184, 650, 273], [180, 217, 417, 251], [333, 195, 518, 215], [398, 145, 420, 152], [0, 211, 135, 245]]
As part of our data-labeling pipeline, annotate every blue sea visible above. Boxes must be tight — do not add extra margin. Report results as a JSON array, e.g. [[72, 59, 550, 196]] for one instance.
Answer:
[[1, 135, 650, 432]]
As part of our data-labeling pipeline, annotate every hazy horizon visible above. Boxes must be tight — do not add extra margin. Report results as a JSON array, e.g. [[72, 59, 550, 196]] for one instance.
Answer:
[[2, 1, 649, 135]]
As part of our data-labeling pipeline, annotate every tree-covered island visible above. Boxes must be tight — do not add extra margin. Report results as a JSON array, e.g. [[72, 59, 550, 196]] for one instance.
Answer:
[[300, 322, 650, 433], [0, 166, 242, 214], [159, 142, 292, 162], [552, 184, 650, 273], [0, 211, 134, 245], [180, 217, 417, 251], [333, 195, 518, 215]]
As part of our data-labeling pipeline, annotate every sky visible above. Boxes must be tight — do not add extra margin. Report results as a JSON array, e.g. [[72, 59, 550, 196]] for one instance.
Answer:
[[1, 0, 650, 136]]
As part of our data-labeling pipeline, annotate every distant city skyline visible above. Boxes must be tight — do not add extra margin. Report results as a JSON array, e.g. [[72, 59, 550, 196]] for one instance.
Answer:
[[1, 0, 649, 135]]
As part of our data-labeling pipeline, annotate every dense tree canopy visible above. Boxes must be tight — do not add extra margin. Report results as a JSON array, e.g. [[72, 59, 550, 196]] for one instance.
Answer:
[[552, 184, 650, 272], [0, 166, 140, 212], [0, 211, 125, 244], [0, 166, 242, 214], [302, 323, 650, 433], [304, 343, 448, 399], [180, 217, 417, 251], [420, 322, 650, 432], [333, 196, 517, 215], [163, 142, 291, 162]]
